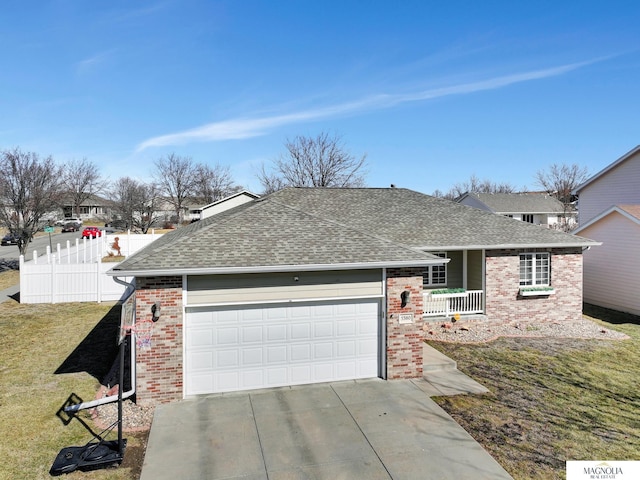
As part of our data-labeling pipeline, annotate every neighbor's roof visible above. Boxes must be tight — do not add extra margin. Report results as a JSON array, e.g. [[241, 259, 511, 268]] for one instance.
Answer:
[[110, 187, 598, 276], [573, 145, 640, 194], [457, 192, 565, 214], [574, 204, 640, 234], [199, 190, 259, 210]]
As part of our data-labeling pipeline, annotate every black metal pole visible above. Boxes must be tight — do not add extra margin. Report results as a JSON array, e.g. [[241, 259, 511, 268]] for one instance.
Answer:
[[118, 335, 125, 455]]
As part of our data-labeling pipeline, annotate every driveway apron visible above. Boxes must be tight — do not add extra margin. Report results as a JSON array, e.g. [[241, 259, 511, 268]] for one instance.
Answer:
[[140, 379, 512, 480]]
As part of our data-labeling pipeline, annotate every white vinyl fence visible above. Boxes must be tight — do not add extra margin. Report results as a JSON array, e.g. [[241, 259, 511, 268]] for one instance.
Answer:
[[19, 231, 164, 304]]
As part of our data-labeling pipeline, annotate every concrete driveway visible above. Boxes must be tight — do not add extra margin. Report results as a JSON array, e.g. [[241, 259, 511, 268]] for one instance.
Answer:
[[140, 378, 512, 480]]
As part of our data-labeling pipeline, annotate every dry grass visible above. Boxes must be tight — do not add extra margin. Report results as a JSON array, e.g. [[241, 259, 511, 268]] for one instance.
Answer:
[[0, 301, 147, 480], [430, 306, 640, 480], [101, 255, 126, 263], [0, 270, 19, 291]]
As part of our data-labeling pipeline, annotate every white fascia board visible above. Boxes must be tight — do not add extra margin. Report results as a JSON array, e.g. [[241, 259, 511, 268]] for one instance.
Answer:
[[418, 241, 601, 251], [106, 258, 449, 277]]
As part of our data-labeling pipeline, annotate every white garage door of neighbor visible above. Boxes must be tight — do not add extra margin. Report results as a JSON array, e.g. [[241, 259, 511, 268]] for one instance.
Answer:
[[185, 299, 380, 395]]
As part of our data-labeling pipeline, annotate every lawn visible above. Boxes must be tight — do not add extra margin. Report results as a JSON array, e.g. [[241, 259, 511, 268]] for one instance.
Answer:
[[0, 269, 19, 291], [429, 305, 640, 480], [0, 300, 148, 480]]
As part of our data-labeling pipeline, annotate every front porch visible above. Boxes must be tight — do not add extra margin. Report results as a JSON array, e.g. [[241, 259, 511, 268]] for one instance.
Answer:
[[422, 249, 485, 319], [423, 289, 484, 317]]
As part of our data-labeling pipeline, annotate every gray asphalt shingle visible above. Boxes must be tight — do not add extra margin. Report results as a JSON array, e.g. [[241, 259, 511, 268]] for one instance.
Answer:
[[112, 187, 597, 274], [460, 192, 565, 214]]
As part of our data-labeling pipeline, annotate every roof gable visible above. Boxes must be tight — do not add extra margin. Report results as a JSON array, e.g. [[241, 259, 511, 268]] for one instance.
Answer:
[[574, 204, 640, 234], [574, 145, 640, 194], [200, 190, 259, 211]]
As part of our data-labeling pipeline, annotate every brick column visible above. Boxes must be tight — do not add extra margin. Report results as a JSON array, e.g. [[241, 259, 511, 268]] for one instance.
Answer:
[[386, 268, 424, 379], [134, 276, 183, 405]]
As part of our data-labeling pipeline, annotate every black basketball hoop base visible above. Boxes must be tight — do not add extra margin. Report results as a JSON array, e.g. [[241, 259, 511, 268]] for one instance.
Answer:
[[50, 439, 127, 476]]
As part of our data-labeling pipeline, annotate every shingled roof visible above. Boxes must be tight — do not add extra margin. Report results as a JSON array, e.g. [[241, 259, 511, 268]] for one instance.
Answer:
[[111, 187, 597, 276], [457, 192, 565, 214]]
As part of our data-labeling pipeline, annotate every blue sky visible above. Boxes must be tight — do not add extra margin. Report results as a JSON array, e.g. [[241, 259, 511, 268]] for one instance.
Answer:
[[2, 1, 639, 194]]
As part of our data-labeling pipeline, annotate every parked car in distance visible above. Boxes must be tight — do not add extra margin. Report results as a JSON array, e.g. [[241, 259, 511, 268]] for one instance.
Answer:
[[1, 233, 20, 246], [61, 222, 80, 233], [81, 226, 102, 239], [1, 232, 32, 246], [55, 217, 83, 227]]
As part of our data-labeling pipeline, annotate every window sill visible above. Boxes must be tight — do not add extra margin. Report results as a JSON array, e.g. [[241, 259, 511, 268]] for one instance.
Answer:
[[519, 288, 555, 297]]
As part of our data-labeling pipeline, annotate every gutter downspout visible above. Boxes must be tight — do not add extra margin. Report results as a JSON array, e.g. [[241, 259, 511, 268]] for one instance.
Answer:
[[65, 276, 136, 413]]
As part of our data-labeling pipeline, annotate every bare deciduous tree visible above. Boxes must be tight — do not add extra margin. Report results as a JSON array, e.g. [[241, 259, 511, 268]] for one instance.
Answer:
[[0, 148, 63, 254], [258, 132, 368, 194], [193, 163, 239, 204], [436, 174, 517, 200], [536, 163, 589, 229], [111, 177, 162, 234], [61, 158, 108, 218], [154, 153, 196, 224]]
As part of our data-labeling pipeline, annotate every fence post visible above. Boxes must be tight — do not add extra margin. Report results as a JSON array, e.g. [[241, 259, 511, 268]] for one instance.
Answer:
[[50, 259, 56, 304], [96, 257, 102, 304], [19, 255, 24, 300]]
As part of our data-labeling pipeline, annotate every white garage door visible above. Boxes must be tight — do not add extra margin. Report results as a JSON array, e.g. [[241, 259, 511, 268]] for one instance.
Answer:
[[185, 299, 380, 395]]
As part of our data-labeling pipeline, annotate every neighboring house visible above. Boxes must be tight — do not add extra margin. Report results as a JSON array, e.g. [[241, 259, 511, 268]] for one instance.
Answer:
[[197, 190, 259, 220], [573, 145, 640, 315], [60, 194, 112, 220], [456, 191, 575, 229], [574, 206, 640, 316], [109, 187, 597, 405]]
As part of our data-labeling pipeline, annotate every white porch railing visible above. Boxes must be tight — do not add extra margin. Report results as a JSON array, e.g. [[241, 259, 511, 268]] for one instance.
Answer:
[[423, 290, 484, 317]]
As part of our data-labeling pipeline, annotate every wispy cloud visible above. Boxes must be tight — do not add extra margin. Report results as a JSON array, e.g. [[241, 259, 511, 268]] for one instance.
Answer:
[[136, 58, 602, 151], [76, 50, 116, 74]]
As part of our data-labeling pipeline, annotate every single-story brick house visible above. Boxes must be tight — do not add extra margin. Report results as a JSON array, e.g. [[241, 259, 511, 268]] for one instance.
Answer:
[[109, 187, 598, 405]]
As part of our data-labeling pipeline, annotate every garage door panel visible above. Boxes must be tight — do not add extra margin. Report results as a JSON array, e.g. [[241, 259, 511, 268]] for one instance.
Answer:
[[291, 344, 311, 362], [189, 329, 214, 347], [242, 348, 263, 365], [217, 349, 239, 368], [314, 322, 333, 337], [337, 340, 356, 357], [190, 352, 214, 370], [267, 345, 287, 363], [314, 342, 334, 359], [291, 323, 311, 340], [267, 368, 288, 385], [242, 326, 263, 343], [185, 299, 379, 395], [267, 325, 287, 342], [336, 361, 356, 378], [337, 319, 357, 335], [291, 365, 311, 383], [216, 327, 239, 345], [359, 338, 377, 355]]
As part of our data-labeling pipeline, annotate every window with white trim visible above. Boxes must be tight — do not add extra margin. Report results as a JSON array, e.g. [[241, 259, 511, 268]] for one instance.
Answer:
[[519, 252, 550, 286], [423, 252, 447, 287], [522, 214, 534, 223]]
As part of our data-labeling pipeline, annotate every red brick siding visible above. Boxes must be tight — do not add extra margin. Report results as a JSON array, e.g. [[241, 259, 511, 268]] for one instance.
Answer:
[[485, 248, 583, 324], [135, 276, 183, 405], [386, 268, 424, 379]]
